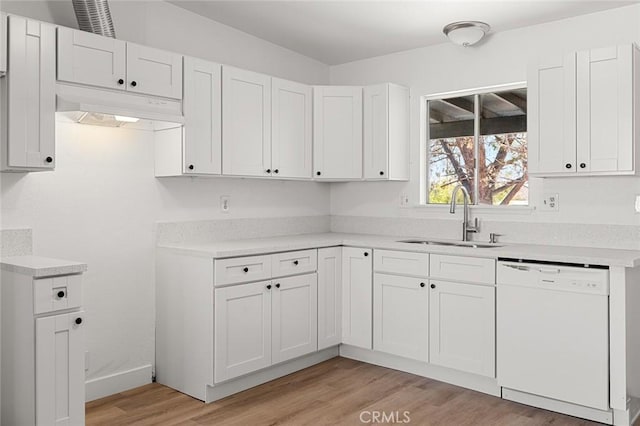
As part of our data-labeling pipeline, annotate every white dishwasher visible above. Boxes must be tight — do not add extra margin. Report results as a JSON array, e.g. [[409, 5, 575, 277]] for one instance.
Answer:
[[497, 260, 610, 413]]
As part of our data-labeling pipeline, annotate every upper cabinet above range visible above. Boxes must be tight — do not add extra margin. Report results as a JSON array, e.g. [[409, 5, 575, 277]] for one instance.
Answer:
[[528, 44, 640, 177], [56, 27, 183, 99]]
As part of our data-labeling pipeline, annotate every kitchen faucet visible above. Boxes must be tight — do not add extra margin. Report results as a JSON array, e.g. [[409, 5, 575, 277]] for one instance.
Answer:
[[449, 184, 479, 241]]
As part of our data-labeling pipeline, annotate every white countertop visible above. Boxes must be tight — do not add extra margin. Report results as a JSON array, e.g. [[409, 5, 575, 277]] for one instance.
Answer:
[[158, 232, 640, 268], [0, 255, 88, 277]]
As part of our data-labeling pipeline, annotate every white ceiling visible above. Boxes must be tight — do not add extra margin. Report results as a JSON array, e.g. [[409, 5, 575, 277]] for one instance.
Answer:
[[167, 1, 636, 65]]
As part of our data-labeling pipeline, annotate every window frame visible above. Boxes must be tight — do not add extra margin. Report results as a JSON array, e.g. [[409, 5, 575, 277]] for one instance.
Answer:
[[421, 82, 529, 208]]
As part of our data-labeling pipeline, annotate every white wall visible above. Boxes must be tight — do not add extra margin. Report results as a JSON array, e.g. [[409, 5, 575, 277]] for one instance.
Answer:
[[0, 0, 330, 393], [330, 4, 640, 226]]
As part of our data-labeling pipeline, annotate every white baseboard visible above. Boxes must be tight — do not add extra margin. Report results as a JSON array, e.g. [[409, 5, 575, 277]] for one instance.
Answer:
[[85, 365, 153, 402]]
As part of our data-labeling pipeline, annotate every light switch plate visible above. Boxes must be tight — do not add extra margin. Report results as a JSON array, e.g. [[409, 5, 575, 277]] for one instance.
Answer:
[[541, 193, 559, 211]]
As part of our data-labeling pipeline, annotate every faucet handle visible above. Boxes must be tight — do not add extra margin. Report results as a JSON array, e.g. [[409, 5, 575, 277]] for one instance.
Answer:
[[489, 233, 502, 244], [467, 217, 480, 233]]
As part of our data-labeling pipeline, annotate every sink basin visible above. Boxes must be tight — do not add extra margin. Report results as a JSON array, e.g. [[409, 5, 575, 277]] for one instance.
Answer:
[[398, 239, 502, 249]]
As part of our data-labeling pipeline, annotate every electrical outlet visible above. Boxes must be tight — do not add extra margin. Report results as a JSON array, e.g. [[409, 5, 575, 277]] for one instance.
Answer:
[[400, 193, 409, 207], [635, 195, 640, 213], [541, 193, 559, 211], [220, 195, 230, 213]]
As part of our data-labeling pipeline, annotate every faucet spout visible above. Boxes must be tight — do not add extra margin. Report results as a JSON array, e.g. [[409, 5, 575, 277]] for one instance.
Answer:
[[449, 184, 478, 241]]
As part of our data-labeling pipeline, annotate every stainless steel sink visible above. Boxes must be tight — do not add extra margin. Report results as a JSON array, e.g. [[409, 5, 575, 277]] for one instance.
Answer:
[[398, 239, 502, 248]]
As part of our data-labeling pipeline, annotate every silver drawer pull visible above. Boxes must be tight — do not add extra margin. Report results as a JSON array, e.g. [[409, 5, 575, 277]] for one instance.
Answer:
[[538, 267, 561, 274]]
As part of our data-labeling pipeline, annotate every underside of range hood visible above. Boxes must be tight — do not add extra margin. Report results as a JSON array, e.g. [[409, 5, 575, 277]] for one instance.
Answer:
[[56, 83, 184, 130]]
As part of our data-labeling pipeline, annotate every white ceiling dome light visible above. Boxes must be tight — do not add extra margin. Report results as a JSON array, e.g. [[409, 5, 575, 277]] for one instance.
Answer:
[[443, 21, 491, 47]]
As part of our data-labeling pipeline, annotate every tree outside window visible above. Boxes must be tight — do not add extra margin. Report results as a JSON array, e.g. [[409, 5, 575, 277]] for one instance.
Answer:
[[427, 88, 528, 206]]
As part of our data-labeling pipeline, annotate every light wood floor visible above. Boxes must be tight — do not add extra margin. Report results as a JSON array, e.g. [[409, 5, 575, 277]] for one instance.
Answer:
[[86, 357, 604, 426]]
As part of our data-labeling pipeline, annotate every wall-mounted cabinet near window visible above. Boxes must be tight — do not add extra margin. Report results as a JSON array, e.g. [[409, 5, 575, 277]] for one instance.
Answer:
[[363, 83, 410, 180], [313, 86, 363, 180], [57, 27, 183, 99], [1, 15, 56, 172], [529, 44, 639, 176]]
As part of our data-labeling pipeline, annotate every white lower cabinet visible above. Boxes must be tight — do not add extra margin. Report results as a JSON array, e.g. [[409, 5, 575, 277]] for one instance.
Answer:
[[214, 272, 318, 383], [341, 247, 373, 349], [317, 247, 342, 350], [373, 273, 429, 361], [272, 274, 318, 363], [1, 270, 85, 426], [214, 280, 272, 383], [36, 312, 86, 426], [429, 280, 495, 377]]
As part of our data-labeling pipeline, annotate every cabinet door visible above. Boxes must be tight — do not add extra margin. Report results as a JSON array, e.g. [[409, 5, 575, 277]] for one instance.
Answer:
[[317, 247, 342, 350], [183, 57, 222, 175], [6, 16, 56, 169], [429, 281, 495, 377], [341, 247, 372, 349], [363, 83, 389, 179], [271, 78, 312, 179], [214, 281, 272, 382], [577, 45, 634, 173], [373, 273, 428, 361], [222, 66, 272, 177], [35, 312, 85, 426], [0, 13, 6, 74], [528, 53, 576, 175], [126, 43, 182, 99], [313, 86, 363, 179], [56, 27, 126, 90], [272, 273, 318, 363]]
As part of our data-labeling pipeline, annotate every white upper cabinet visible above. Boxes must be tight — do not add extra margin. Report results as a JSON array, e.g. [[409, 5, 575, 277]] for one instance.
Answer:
[[528, 53, 576, 175], [363, 83, 409, 180], [56, 27, 182, 99], [2, 16, 56, 171], [313, 86, 363, 180], [182, 57, 222, 175], [57, 27, 126, 91], [529, 44, 639, 176], [126, 42, 183, 99], [576, 45, 635, 174], [271, 78, 312, 179], [0, 13, 7, 75], [222, 66, 272, 177]]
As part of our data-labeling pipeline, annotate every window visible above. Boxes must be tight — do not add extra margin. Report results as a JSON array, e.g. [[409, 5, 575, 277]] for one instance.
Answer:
[[426, 87, 528, 206]]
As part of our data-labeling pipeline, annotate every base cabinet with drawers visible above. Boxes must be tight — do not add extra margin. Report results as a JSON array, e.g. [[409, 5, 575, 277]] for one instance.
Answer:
[[1, 268, 85, 426]]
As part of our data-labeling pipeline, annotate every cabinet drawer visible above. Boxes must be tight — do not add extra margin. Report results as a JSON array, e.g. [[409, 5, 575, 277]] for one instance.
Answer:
[[429, 255, 495, 284], [374, 249, 429, 277], [34, 274, 82, 314], [215, 255, 272, 286], [271, 249, 317, 278]]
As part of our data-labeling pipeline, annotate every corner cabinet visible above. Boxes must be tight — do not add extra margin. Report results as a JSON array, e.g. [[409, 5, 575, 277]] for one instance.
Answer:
[[317, 247, 342, 350], [341, 247, 372, 349], [222, 66, 272, 177], [529, 44, 640, 176], [363, 83, 410, 180], [57, 27, 183, 99], [313, 86, 363, 180], [1, 15, 56, 172]]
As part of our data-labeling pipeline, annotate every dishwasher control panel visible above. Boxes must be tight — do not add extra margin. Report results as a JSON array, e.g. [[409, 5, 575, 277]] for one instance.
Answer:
[[497, 261, 609, 295]]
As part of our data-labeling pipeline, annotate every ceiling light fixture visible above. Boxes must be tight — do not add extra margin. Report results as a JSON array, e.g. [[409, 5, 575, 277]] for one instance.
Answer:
[[443, 21, 490, 47]]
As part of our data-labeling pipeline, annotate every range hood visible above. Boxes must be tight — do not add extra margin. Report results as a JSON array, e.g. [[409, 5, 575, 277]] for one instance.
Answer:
[[56, 83, 184, 130]]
